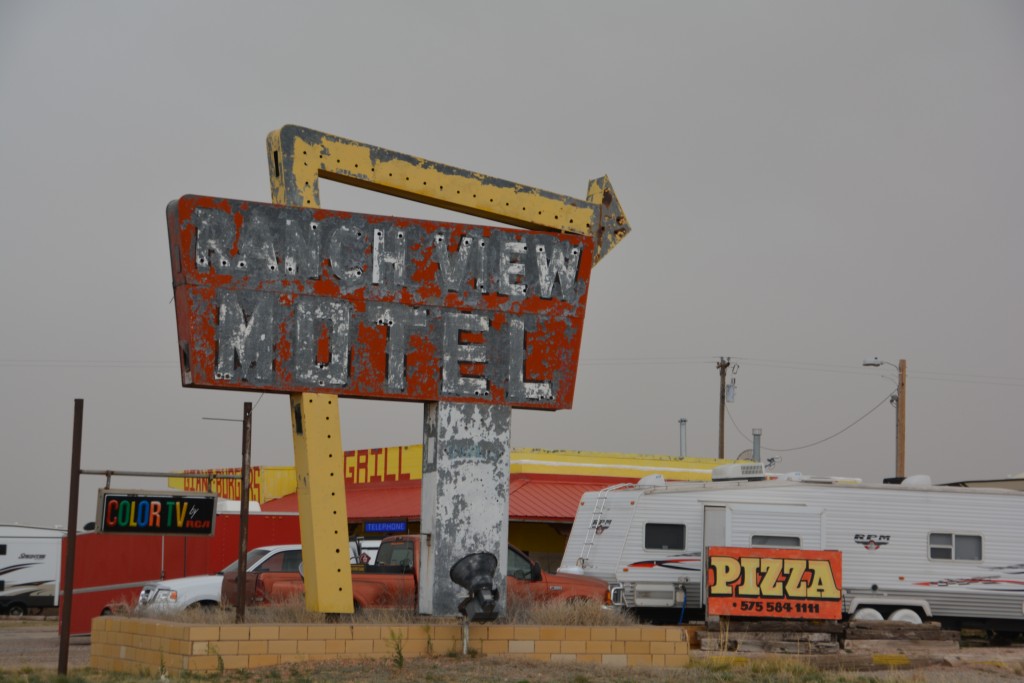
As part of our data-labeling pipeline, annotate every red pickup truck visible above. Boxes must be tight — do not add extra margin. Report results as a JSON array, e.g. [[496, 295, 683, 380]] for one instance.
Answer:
[[222, 535, 608, 610]]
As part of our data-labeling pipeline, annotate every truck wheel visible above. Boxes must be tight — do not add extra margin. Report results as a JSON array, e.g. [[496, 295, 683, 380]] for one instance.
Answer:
[[6, 604, 26, 618]]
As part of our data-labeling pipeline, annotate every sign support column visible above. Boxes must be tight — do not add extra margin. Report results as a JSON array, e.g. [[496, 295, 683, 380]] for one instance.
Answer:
[[419, 402, 511, 615], [269, 160, 353, 616]]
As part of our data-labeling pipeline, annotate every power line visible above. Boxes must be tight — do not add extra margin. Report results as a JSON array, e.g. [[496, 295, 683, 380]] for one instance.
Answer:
[[578, 355, 1024, 388], [2, 354, 1024, 388], [726, 388, 894, 453]]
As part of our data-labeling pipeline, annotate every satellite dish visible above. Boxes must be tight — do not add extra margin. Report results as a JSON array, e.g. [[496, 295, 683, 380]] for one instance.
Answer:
[[737, 449, 754, 461]]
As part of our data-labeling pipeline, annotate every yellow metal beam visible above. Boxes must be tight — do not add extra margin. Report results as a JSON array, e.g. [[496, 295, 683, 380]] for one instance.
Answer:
[[289, 393, 353, 614], [267, 125, 630, 263], [268, 127, 356, 615]]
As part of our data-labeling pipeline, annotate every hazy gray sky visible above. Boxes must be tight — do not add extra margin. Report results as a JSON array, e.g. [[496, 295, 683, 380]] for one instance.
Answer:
[[2, 1, 1023, 529]]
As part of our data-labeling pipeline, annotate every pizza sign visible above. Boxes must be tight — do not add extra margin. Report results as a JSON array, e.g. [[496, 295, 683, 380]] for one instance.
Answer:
[[706, 547, 843, 620]]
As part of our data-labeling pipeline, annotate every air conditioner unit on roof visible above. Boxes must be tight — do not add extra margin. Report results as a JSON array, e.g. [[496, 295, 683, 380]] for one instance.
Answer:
[[711, 463, 767, 482]]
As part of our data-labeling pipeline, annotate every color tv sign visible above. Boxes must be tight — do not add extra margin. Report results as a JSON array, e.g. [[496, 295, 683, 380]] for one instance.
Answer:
[[167, 196, 592, 410], [706, 547, 843, 620], [96, 490, 217, 536]]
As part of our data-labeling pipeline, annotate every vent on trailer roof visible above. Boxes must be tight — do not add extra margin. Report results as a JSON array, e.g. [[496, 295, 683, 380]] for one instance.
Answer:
[[711, 463, 767, 482]]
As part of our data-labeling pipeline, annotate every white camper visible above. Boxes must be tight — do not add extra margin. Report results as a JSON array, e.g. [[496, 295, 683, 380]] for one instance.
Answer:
[[0, 525, 65, 616], [558, 466, 1024, 632]]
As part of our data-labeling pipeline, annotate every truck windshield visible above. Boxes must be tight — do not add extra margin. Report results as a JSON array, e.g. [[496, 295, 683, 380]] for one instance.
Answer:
[[218, 548, 272, 574], [376, 541, 414, 569]]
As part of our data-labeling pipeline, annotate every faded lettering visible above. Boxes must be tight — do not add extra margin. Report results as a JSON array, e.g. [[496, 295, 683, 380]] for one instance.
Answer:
[[498, 239, 527, 296], [506, 317, 552, 401], [370, 304, 428, 392], [535, 242, 581, 299], [442, 312, 489, 397], [372, 227, 407, 286], [215, 292, 275, 382], [294, 299, 353, 387]]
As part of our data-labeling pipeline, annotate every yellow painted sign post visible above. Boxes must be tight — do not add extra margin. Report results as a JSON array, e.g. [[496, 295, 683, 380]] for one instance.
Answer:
[[267, 142, 354, 615]]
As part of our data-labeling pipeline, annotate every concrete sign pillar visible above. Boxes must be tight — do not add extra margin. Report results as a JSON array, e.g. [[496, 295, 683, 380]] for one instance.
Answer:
[[419, 402, 511, 616]]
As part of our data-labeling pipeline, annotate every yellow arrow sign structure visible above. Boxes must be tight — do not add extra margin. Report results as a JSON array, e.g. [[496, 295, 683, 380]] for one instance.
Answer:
[[267, 125, 630, 264]]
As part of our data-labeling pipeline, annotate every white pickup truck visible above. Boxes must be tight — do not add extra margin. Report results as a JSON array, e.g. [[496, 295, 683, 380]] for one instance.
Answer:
[[135, 540, 380, 613]]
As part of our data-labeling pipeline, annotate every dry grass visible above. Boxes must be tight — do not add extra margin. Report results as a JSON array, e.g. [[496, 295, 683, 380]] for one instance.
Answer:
[[503, 595, 637, 626], [132, 592, 636, 627], [5, 654, 1013, 683]]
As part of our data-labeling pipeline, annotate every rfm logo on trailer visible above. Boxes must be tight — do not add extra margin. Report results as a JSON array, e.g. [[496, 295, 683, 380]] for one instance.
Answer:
[[96, 490, 217, 536]]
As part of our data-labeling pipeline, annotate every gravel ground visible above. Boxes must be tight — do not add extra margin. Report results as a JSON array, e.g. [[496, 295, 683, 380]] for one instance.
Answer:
[[0, 618, 91, 671]]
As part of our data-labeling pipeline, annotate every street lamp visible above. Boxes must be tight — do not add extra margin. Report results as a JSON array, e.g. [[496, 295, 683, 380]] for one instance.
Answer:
[[863, 357, 907, 479]]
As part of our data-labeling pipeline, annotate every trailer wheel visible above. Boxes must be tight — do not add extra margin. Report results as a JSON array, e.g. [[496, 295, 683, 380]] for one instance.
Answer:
[[850, 607, 884, 621], [6, 603, 26, 618], [888, 608, 923, 624]]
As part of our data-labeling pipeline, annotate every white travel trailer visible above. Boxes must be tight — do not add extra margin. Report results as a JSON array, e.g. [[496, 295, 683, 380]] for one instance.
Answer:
[[558, 465, 1024, 632], [0, 525, 65, 616]]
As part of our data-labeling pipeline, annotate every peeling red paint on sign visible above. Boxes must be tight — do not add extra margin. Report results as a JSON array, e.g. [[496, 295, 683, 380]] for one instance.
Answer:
[[167, 195, 592, 410]]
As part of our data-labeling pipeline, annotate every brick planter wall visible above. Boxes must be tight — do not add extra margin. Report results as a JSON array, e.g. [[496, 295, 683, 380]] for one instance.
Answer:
[[90, 617, 690, 673]]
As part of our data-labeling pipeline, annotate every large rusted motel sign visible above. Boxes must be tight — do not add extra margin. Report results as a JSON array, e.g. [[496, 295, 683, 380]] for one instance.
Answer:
[[167, 125, 629, 615]]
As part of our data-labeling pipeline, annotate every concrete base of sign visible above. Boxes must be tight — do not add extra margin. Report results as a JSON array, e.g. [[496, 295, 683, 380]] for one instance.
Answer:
[[89, 617, 691, 673], [419, 402, 511, 616]]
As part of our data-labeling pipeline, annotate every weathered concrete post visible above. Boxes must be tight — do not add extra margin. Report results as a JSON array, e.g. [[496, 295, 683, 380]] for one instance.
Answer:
[[419, 402, 511, 615]]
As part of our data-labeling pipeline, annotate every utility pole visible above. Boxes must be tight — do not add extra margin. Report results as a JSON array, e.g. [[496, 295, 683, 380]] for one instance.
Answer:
[[863, 356, 908, 478], [236, 402, 252, 623], [58, 399, 84, 677], [717, 357, 730, 459], [896, 359, 907, 478]]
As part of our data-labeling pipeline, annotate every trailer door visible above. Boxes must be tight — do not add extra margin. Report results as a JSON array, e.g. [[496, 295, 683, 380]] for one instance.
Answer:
[[701, 506, 726, 607]]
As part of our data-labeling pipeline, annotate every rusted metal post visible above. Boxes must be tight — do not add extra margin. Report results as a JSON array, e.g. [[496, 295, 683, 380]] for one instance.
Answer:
[[58, 399, 84, 676], [235, 402, 252, 623]]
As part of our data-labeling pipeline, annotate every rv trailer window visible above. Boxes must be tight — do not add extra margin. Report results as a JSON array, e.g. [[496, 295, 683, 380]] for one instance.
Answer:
[[645, 524, 685, 550], [955, 535, 982, 560], [751, 535, 800, 548], [929, 533, 982, 561], [929, 533, 952, 559], [0, 544, 5, 555]]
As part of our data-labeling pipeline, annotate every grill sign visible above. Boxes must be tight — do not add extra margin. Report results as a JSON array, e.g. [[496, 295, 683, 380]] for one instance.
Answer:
[[97, 490, 217, 536], [706, 547, 843, 620], [167, 196, 592, 410]]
